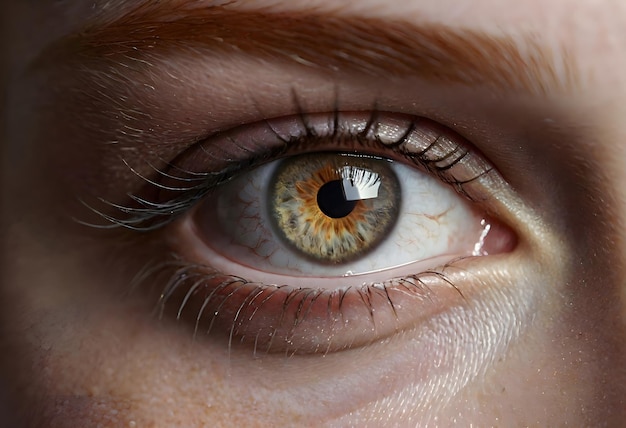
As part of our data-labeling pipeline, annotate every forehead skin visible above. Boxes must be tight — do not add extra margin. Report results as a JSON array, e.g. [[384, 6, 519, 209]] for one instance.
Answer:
[[1, 0, 626, 427]]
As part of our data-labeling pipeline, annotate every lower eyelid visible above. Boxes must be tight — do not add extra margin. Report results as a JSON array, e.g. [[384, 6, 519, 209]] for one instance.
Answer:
[[147, 251, 469, 355]]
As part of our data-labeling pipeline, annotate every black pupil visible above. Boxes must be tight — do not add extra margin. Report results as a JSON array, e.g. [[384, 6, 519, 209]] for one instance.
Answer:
[[317, 180, 357, 219]]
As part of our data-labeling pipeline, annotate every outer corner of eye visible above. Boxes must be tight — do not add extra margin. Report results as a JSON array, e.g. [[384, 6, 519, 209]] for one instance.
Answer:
[[156, 111, 519, 355]]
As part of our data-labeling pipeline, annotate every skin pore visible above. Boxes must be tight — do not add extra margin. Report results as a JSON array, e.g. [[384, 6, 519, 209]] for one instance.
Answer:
[[1, 0, 626, 426]]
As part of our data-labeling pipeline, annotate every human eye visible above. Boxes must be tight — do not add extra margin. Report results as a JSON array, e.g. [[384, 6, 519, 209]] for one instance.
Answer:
[[86, 106, 516, 355]]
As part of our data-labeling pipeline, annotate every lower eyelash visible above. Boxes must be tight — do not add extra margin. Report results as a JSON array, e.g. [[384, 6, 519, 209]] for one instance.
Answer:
[[131, 254, 469, 356]]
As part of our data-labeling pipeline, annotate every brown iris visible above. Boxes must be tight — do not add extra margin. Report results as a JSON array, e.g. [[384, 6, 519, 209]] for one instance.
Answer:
[[269, 153, 401, 264]]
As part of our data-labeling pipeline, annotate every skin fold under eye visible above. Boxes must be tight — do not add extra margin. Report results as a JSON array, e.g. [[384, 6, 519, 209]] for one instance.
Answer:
[[124, 111, 517, 355]]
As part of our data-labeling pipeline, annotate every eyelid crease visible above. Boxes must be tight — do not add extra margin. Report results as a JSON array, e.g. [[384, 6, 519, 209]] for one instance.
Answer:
[[41, 4, 578, 96]]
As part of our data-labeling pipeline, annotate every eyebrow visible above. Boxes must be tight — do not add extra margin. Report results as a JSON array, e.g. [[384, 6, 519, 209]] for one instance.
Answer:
[[53, 1, 577, 96]]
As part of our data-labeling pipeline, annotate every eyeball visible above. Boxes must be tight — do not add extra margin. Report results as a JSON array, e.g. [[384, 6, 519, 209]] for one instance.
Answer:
[[194, 151, 491, 280]]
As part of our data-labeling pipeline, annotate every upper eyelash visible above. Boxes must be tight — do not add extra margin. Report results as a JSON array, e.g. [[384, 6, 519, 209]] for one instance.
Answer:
[[77, 106, 495, 232], [77, 158, 231, 231]]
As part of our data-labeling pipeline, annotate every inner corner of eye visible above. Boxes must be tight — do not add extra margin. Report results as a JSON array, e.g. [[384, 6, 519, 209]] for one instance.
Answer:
[[178, 150, 515, 287]]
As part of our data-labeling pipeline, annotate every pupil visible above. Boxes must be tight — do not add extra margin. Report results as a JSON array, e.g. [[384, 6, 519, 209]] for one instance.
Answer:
[[317, 180, 357, 219]]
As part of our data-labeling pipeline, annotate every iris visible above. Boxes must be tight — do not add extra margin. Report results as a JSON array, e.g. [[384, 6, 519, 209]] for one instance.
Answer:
[[269, 153, 401, 264]]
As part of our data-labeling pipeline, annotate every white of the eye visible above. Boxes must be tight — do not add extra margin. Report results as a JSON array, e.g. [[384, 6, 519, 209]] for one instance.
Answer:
[[214, 158, 487, 277]]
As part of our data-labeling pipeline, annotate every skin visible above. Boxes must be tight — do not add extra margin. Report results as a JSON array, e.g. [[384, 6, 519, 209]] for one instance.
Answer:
[[1, 0, 626, 426]]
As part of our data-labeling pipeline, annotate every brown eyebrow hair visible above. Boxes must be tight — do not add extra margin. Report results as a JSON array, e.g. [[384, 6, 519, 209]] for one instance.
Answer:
[[57, 1, 577, 96]]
